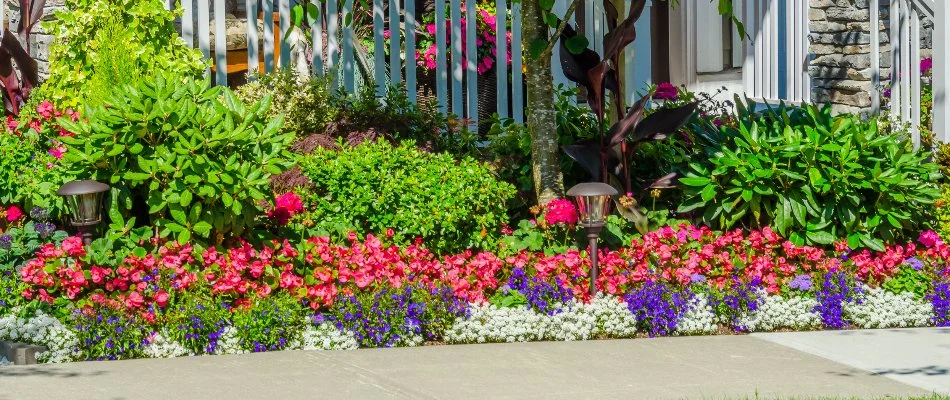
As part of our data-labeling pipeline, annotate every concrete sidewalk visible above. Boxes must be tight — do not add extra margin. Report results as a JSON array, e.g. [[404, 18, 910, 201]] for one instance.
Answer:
[[0, 334, 931, 400], [753, 327, 950, 396]]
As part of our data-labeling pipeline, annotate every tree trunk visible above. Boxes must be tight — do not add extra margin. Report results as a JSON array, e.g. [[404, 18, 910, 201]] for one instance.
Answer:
[[523, 0, 564, 206]]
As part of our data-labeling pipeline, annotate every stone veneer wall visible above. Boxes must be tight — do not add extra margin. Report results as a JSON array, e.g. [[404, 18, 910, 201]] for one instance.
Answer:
[[808, 0, 932, 116], [5, 0, 65, 80]]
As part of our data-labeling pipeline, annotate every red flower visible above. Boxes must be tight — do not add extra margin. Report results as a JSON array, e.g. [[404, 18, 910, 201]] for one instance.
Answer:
[[154, 290, 169, 307], [544, 199, 578, 226], [5, 205, 23, 222], [125, 291, 145, 309], [267, 192, 305, 225], [61, 236, 85, 257], [653, 82, 679, 101]]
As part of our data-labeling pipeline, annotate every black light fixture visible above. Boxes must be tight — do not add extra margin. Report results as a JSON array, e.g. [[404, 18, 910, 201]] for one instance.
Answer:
[[566, 182, 618, 296], [57, 180, 110, 245]]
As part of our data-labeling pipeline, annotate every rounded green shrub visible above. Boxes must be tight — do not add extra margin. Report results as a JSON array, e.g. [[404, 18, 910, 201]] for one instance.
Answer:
[[298, 141, 514, 253], [679, 102, 941, 250]]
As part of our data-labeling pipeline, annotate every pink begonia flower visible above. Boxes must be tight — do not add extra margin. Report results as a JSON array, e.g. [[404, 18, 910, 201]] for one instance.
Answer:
[[5, 205, 23, 221], [919, 230, 941, 248], [653, 82, 679, 100], [6, 115, 17, 132], [36, 100, 54, 120], [544, 199, 579, 225]]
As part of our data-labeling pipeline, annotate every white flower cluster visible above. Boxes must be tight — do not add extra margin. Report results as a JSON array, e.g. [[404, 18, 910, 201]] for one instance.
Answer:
[[141, 332, 191, 359], [0, 310, 79, 363], [212, 326, 248, 355], [445, 295, 638, 344], [676, 293, 717, 335], [741, 291, 822, 332], [845, 287, 933, 329], [300, 323, 359, 350], [0, 356, 11, 366]]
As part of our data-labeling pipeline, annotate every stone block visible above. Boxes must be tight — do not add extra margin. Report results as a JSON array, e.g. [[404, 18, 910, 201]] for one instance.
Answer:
[[825, 6, 869, 21], [810, 21, 849, 33], [0, 341, 47, 365]]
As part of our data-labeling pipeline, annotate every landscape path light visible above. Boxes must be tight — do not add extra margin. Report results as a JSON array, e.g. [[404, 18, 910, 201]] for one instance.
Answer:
[[57, 180, 110, 245], [567, 182, 618, 296]]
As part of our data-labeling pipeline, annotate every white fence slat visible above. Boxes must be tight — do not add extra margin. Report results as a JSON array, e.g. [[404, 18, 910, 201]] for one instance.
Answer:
[[373, 0, 385, 95], [890, 0, 901, 114], [183, 0, 194, 48], [511, 1, 523, 124], [787, 0, 798, 101], [405, 0, 417, 103], [213, 0, 227, 85], [911, 5, 920, 148], [450, 0, 463, 116], [465, 0, 477, 125], [343, 0, 355, 92], [900, 0, 911, 122], [801, 0, 810, 103], [312, 0, 324, 76], [198, 0, 211, 77], [390, 0, 402, 86], [742, 0, 755, 97], [343, 0, 356, 93], [263, 0, 275, 72], [871, 0, 880, 113], [248, 0, 260, 76], [753, 0, 763, 98], [436, 0, 448, 112], [279, 0, 291, 69], [495, 0, 508, 119], [935, 0, 949, 142], [328, 0, 339, 87], [769, 0, 779, 99]]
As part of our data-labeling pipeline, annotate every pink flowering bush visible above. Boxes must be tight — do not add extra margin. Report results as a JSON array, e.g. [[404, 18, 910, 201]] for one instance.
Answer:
[[417, 3, 512, 75], [0, 100, 77, 218]]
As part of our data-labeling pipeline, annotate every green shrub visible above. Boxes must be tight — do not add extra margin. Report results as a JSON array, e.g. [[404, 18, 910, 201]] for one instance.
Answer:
[[235, 71, 338, 137], [935, 185, 950, 241], [34, 0, 206, 108], [298, 140, 514, 253], [679, 101, 941, 250], [60, 72, 294, 244]]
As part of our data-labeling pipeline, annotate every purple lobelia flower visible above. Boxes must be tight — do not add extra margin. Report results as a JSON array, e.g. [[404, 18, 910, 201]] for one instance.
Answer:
[[813, 270, 863, 329], [505, 268, 574, 316], [624, 280, 689, 337], [788, 274, 813, 291], [927, 281, 950, 327], [903, 257, 925, 271]]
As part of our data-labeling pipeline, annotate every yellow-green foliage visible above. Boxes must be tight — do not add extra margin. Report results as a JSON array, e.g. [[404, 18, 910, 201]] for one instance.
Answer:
[[35, 0, 207, 108], [935, 185, 950, 240]]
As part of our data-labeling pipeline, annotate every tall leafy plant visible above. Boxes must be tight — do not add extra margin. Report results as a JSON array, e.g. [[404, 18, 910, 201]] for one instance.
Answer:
[[556, 1, 696, 230], [679, 100, 941, 250], [0, 0, 45, 115]]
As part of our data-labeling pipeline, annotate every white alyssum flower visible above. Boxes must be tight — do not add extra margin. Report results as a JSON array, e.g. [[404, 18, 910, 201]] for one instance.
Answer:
[[300, 323, 359, 350], [845, 287, 933, 329], [588, 294, 638, 338], [0, 309, 79, 363], [676, 292, 717, 335], [212, 326, 247, 355], [0, 356, 12, 366], [141, 332, 191, 359], [445, 295, 638, 344], [741, 291, 822, 332]]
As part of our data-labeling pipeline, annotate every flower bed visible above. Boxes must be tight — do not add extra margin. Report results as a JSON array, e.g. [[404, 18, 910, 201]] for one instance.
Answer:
[[1, 224, 948, 363]]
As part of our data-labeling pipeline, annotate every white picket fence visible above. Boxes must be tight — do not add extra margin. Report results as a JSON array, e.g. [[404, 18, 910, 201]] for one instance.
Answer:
[[873, 0, 947, 147], [166, 0, 659, 127]]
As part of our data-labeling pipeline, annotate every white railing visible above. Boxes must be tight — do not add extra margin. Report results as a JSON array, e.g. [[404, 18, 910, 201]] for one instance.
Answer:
[[740, 0, 810, 103], [873, 0, 945, 147]]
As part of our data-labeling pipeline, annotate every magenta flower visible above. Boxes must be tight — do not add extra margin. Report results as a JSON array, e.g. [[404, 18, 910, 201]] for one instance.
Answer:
[[544, 199, 578, 226], [919, 230, 941, 248], [921, 57, 933, 74], [653, 82, 678, 100]]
